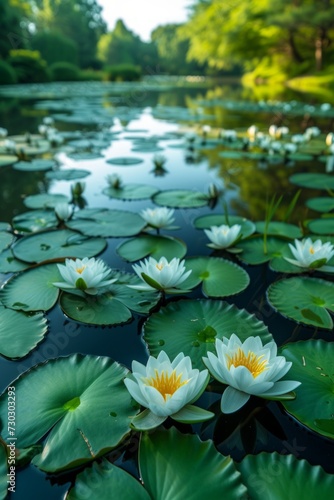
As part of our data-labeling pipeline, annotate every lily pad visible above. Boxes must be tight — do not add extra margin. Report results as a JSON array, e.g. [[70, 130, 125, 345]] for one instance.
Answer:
[[280, 340, 334, 439], [306, 197, 334, 213], [0, 354, 136, 472], [153, 189, 208, 208], [106, 157, 144, 166], [193, 214, 256, 238], [67, 209, 146, 238], [46, 169, 90, 181], [139, 427, 247, 500], [12, 210, 57, 233], [60, 271, 160, 325], [289, 173, 334, 190], [23, 193, 70, 210], [102, 184, 159, 200], [12, 229, 106, 263], [237, 452, 334, 499], [0, 155, 18, 167], [143, 299, 272, 369], [66, 459, 150, 500], [181, 257, 250, 297], [0, 249, 29, 273], [267, 277, 334, 329], [255, 221, 302, 239], [0, 231, 13, 252], [236, 237, 287, 264], [117, 234, 187, 262], [0, 264, 61, 312], [13, 159, 55, 171], [0, 305, 48, 359], [307, 218, 334, 235]]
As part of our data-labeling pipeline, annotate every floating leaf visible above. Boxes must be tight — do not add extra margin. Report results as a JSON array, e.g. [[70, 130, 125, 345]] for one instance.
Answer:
[[0, 155, 18, 167], [289, 173, 334, 189], [306, 197, 334, 213], [67, 209, 146, 237], [12, 229, 106, 263], [144, 299, 272, 369], [117, 234, 187, 262], [12, 209, 57, 233], [139, 427, 247, 500], [0, 305, 48, 359], [46, 169, 90, 181], [60, 272, 160, 325], [255, 221, 302, 239], [193, 214, 255, 238], [102, 184, 159, 200], [0, 249, 29, 273], [280, 340, 334, 439], [0, 354, 136, 472], [23, 193, 69, 209], [0, 231, 13, 252], [237, 452, 334, 499], [13, 159, 55, 171], [267, 277, 334, 329], [153, 189, 208, 208], [0, 264, 61, 312], [308, 218, 334, 235], [181, 257, 250, 297], [106, 157, 144, 166], [236, 237, 287, 264], [67, 460, 150, 500]]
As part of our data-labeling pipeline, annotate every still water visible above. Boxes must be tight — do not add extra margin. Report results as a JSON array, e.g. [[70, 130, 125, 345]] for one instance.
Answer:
[[0, 79, 333, 498]]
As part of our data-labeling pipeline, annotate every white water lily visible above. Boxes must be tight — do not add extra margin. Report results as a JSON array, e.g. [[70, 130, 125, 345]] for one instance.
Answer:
[[0, 127, 8, 138], [284, 238, 334, 270], [203, 335, 301, 414], [106, 173, 122, 189], [130, 256, 192, 292], [247, 125, 258, 140], [124, 351, 211, 429], [54, 202, 73, 222], [204, 224, 242, 249], [305, 126, 321, 139], [53, 257, 117, 295], [326, 132, 334, 147], [141, 207, 175, 229]]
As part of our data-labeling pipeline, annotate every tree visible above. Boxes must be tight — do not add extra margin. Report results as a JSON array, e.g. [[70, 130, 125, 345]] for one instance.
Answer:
[[0, 0, 31, 58]]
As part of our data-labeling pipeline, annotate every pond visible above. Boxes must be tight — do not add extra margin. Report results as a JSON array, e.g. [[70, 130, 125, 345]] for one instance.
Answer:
[[0, 78, 334, 499]]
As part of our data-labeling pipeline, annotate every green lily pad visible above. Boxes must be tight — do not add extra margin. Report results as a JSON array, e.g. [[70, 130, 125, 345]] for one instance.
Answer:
[[0, 264, 61, 312], [23, 193, 70, 209], [67, 209, 146, 238], [153, 190, 208, 208], [12, 229, 106, 263], [267, 277, 334, 329], [0, 223, 10, 231], [46, 169, 90, 181], [143, 299, 272, 369], [67, 459, 150, 500], [0, 441, 7, 499], [106, 157, 144, 166], [237, 452, 334, 499], [102, 184, 159, 200], [0, 305, 48, 359], [289, 173, 334, 190], [255, 221, 303, 239], [0, 232, 13, 252], [219, 150, 244, 159], [13, 159, 55, 171], [0, 249, 29, 273], [280, 340, 334, 439], [139, 427, 247, 500], [12, 210, 57, 233], [67, 152, 103, 161], [288, 152, 314, 161], [193, 214, 256, 238], [0, 155, 18, 167], [308, 218, 334, 234], [60, 271, 160, 325], [117, 234, 187, 262], [236, 237, 287, 264], [306, 197, 334, 213], [0, 354, 136, 473], [181, 257, 250, 297]]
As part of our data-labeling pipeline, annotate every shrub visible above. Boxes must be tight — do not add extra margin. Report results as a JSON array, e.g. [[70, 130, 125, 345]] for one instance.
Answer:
[[104, 64, 142, 82], [0, 60, 17, 85], [31, 31, 78, 66], [7, 50, 50, 83], [50, 62, 80, 82]]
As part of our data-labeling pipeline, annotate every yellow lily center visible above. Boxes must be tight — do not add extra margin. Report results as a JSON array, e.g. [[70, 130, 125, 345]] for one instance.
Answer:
[[156, 263, 164, 271], [144, 369, 189, 400], [309, 246, 315, 255], [226, 348, 268, 378], [76, 266, 86, 274]]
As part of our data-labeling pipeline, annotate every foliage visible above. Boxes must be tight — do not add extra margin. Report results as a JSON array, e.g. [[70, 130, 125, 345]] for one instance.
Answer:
[[0, 0, 30, 58], [31, 30, 78, 65], [0, 59, 17, 84], [49, 62, 80, 81], [104, 63, 142, 82], [7, 49, 50, 83]]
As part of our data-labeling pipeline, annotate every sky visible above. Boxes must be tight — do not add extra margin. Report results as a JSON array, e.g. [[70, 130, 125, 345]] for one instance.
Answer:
[[98, 0, 193, 41]]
